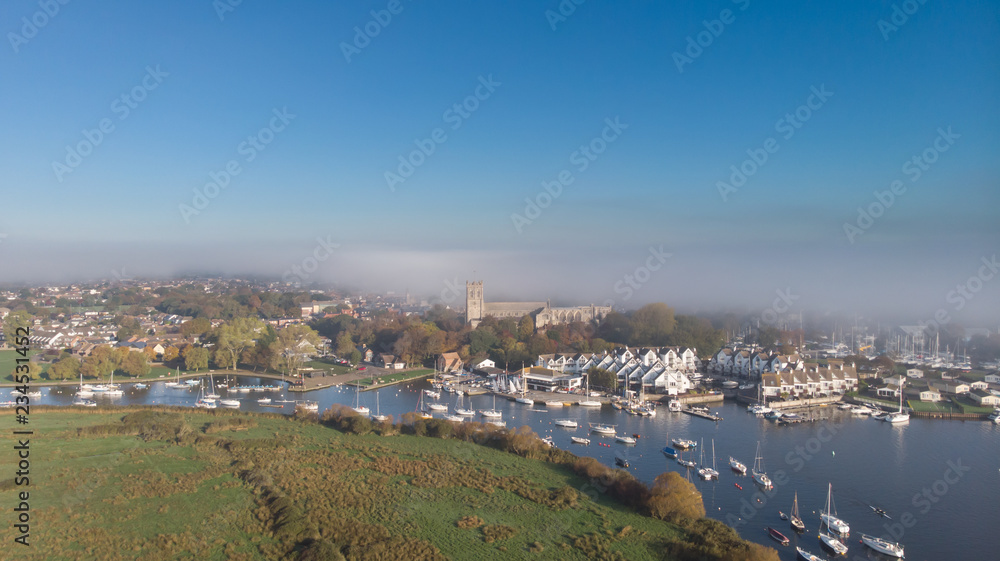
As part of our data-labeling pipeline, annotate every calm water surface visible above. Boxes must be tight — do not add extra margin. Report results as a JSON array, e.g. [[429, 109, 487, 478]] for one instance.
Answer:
[[29, 377, 1000, 560]]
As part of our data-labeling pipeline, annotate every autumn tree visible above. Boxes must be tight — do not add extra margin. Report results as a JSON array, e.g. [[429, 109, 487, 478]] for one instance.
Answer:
[[517, 315, 535, 342], [163, 345, 180, 363], [180, 317, 212, 338], [143, 345, 158, 362], [646, 471, 705, 522], [82, 346, 116, 379], [10, 361, 42, 381], [272, 324, 321, 376]]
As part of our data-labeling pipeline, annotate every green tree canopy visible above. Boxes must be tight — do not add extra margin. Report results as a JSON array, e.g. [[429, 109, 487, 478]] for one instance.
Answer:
[[215, 317, 264, 371], [49, 356, 81, 381], [3, 310, 33, 337], [183, 346, 210, 371], [587, 367, 618, 393], [630, 303, 676, 346]]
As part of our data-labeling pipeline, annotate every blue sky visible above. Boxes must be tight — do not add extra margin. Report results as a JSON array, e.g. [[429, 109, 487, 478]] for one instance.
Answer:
[[1, 0, 998, 321]]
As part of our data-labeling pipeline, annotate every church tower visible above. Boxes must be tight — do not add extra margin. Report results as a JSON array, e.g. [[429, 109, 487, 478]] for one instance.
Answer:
[[466, 281, 484, 326]]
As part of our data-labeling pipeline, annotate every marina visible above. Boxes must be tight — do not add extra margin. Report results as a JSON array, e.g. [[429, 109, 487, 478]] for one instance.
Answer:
[[16, 376, 1000, 559]]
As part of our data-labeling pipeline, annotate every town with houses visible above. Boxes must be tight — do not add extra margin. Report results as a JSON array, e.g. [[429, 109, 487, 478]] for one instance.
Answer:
[[1, 276, 998, 421]]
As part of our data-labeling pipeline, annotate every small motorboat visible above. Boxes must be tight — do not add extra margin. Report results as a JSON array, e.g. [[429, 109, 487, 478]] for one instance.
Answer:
[[570, 437, 590, 445], [767, 527, 790, 546], [590, 424, 616, 435], [661, 446, 678, 458], [677, 457, 697, 468], [257, 397, 272, 404], [614, 454, 629, 468], [540, 436, 555, 448], [730, 457, 747, 474], [779, 511, 788, 521], [554, 419, 578, 428], [615, 435, 637, 445], [671, 438, 696, 449]]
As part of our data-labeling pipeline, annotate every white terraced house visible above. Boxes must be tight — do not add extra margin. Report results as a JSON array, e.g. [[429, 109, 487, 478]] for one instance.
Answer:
[[535, 347, 695, 395], [760, 362, 859, 399]]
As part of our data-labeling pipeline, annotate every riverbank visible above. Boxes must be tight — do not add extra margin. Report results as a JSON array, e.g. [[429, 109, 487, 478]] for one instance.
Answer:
[[0, 406, 778, 560]]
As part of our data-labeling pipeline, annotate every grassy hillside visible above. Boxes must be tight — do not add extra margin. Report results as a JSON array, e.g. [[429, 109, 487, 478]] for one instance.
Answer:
[[0, 407, 776, 560]]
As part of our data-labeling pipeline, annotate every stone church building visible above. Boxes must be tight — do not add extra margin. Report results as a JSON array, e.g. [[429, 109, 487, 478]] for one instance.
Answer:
[[465, 281, 612, 329]]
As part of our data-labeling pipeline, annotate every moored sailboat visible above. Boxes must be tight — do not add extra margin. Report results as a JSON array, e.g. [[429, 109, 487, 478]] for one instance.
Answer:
[[860, 533, 904, 558], [751, 441, 772, 489], [790, 491, 805, 532], [698, 439, 719, 480], [819, 482, 849, 555]]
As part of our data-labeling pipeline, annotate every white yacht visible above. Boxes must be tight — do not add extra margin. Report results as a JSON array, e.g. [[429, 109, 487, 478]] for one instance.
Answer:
[[860, 534, 904, 558], [751, 441, 772, 489]]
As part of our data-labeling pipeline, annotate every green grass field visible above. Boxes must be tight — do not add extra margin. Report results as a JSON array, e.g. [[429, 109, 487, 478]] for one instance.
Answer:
[[0, 407, 758, 561], [356, 368, 434, 388], [907, 400, 959, 413], [302, 358, 353, 375], [952, 396, 995, 414], [0, 348, 42, 376]]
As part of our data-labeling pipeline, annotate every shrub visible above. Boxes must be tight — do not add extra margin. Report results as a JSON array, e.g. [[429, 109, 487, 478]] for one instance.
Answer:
[[482, 524, 517, 543], [647, 472, 705, 522], [456, 516, 483, 529]]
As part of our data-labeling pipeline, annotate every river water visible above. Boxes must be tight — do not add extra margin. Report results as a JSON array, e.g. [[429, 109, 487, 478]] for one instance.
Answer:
[[27, 377, 1000, 560]]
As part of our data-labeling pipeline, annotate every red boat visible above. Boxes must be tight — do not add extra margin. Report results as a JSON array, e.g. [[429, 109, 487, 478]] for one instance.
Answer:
[[767, 527, 790, 546]]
